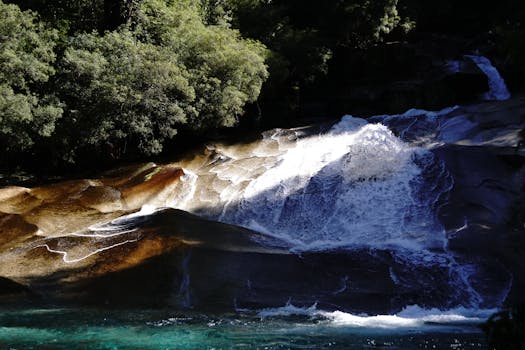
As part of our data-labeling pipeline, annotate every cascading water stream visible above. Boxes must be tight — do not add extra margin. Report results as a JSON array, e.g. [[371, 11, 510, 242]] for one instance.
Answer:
[[164, 115, 491, 308], [181, 117, 448, 252], [465, 55, 510, 101], [445, 54, 510, 101]]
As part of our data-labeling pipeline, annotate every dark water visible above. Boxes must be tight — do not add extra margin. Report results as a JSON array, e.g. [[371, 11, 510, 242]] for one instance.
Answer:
[[0, 308, 488, 349]]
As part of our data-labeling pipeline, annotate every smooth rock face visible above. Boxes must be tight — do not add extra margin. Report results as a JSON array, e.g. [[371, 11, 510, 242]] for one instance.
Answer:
[[0, 163, 186, 238], [379, 96, 525, 305], [433, 98, 525, 254], [0, 164, 187, 291], [0, 206, 480, 313]]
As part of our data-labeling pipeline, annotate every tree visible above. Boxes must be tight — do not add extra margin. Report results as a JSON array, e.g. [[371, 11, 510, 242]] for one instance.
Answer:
[[0, 1, 62, 154], [198, 0, 414, 127], [132, 0, 268, 128], [57, 0, 268, 159], [58, 30, 194, 158], [4, 0, 105, 34]]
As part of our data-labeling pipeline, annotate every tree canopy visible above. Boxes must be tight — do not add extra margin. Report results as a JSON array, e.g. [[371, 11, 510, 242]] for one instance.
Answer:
[[1, 0, 523, 173], [57, 0, 267, 159], [198, 0, 415, 126], [0, 1, 62, 154], [1, 0, 268, 166]]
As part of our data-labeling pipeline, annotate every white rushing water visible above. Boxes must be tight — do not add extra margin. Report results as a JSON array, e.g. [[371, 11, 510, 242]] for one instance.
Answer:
[[257, 301, 497, 330], [165, 113, 501, 308], [129, 55, 508, 254], [171, 116, 450, 252], [446, 55, 510, 101]]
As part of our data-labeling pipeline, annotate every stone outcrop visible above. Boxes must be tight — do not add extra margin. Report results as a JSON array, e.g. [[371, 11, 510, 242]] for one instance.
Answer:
[[0, 163, 187, 299], [0, 208, 472, 313], [0, 96, 524, 313], [381, 95, 525, 306]]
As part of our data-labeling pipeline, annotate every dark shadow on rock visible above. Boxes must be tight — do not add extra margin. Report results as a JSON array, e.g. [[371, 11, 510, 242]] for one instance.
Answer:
[[11, 243, 472, 314], [0, 277, 38, 306], [482, 306, 525, 350]]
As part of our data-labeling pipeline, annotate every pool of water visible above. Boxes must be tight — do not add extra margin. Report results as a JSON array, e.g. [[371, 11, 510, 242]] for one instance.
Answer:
[[0, 308, 488, 349]]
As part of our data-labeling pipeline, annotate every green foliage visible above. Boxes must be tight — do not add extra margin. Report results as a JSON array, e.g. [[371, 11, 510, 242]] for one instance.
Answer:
[[59, 30, 193, 157], [225, 0, 413, 58], [0, 0, 62, 153], [5, 0, 105, 34], [198, 0, 233, 26], [0, 0, 267, 166], [57, 0, 267, 158], [200, 0, 414, 126], [133, 0, 268, 128]]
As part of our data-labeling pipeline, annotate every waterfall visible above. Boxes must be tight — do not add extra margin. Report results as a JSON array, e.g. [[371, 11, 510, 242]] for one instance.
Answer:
[[465, 55, 511, 101], [123, 53, 514, 310], [174, 116, 450, 252]]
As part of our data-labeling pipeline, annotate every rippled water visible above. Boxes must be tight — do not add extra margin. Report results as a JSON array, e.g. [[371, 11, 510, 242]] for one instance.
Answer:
[[0, 308, 489, 349]]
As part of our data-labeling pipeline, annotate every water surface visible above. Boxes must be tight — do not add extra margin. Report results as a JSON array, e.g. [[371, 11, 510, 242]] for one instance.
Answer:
[[0, 308, 488, 349]]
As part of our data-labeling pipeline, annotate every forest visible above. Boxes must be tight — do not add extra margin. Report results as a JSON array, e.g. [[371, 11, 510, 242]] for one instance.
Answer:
[[1, 0, 524, 175]]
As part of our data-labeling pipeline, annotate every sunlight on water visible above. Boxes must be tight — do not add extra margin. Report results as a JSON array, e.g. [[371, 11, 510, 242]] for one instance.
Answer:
[[171, 116, 450, 252]]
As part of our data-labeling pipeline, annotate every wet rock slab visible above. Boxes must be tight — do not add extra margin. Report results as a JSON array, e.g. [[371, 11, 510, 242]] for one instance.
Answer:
[[0, 96, 524, 312], [0, 204, 472, 314], [431, 98, 525, 305]]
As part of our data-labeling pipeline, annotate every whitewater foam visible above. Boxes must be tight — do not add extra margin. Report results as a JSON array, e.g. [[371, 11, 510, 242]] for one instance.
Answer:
[[257, 302, 496, 330], [175, 116, 448, 252]]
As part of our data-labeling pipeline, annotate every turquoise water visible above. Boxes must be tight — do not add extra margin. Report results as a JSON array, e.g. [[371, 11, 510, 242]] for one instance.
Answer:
[[0, 308, 488, 349]]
